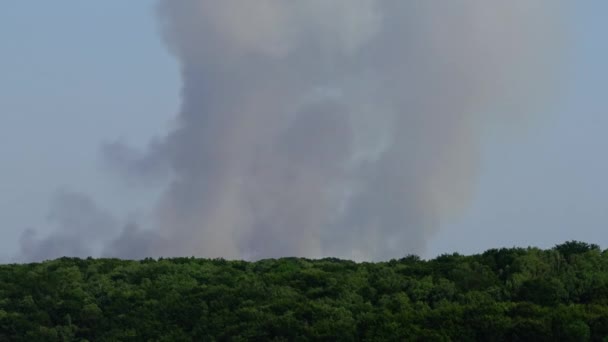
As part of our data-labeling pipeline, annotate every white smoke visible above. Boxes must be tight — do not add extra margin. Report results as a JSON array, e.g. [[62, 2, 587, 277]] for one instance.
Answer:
[[20, 1, 565, 261]]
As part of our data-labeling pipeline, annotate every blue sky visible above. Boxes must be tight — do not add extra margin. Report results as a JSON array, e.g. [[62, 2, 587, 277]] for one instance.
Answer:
[[1, 1, 608, 260], [429, 0, 608, 255], [0, 1, 178, 259]]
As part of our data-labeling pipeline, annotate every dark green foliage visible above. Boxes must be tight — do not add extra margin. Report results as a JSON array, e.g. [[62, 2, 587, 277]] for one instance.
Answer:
[[554, 241, 600, 261], [1, 241, 608, 341]]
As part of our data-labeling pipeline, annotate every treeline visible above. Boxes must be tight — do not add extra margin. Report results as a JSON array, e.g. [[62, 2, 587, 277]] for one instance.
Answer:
[[1, 241, 608, 341]]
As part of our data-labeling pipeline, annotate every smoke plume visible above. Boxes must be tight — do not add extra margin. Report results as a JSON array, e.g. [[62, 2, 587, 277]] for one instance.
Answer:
[[19, 1, 564, 261], [18, 190, 119, 262]]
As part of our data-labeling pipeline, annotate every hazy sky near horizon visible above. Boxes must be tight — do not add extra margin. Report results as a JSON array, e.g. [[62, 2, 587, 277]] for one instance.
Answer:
[[1, 1, 608, 261]]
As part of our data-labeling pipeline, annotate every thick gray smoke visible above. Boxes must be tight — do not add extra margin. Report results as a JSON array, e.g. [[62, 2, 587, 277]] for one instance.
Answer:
[[19, 1, 563, 261], [127, 0, 562, 260]]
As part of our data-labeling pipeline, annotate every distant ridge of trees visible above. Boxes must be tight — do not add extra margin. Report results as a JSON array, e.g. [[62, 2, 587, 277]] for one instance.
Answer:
[[2, 241, 608, 341]]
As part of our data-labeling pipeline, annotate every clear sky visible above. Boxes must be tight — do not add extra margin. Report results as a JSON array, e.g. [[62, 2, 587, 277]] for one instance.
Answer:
[[428, 0, 608, 256], [0, 1, 179, 260], [1, 1, 607, 261]]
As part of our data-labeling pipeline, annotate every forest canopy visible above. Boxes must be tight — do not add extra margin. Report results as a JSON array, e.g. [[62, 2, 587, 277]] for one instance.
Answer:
[[1, 241, 608, 341]]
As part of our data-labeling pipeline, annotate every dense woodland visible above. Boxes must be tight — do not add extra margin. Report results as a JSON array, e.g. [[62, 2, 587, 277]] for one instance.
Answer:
[[1, 241, 608, 341]]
